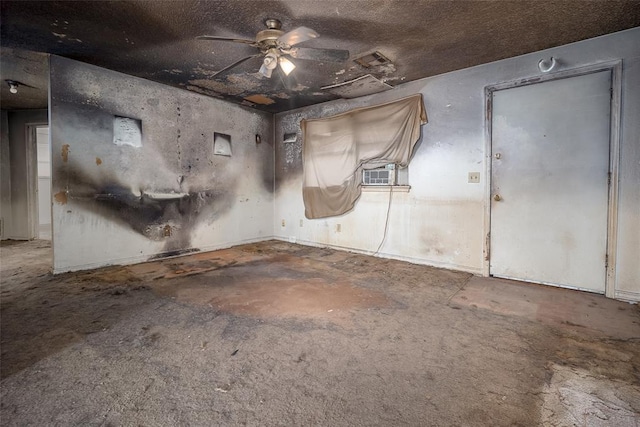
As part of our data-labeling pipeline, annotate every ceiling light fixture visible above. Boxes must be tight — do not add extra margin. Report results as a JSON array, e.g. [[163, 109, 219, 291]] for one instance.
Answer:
[[6, 80, 19, 94], [259, 50, 279, 78], [197, 18, 348, 80], [278, 56, 296, 76], [258, 48, 296, 78]]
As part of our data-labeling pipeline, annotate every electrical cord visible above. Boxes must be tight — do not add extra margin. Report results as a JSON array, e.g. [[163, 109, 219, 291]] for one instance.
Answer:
[[373, 185, 393, 255]]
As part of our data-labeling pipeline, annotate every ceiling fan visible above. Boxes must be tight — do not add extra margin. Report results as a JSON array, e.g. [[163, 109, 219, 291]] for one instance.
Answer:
[[197, 18, 350, 78]]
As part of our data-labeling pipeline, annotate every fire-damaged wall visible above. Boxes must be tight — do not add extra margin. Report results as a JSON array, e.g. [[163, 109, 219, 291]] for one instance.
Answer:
[[50, 56, 274, 273], [274, 28, 640, 301]]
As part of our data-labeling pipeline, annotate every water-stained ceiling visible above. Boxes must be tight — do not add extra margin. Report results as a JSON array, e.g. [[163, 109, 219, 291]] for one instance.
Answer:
[[1, 0, 639, 113]]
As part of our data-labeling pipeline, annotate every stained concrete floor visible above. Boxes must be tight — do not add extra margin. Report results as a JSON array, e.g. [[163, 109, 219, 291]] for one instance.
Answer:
[[1, 239, 639, 426]]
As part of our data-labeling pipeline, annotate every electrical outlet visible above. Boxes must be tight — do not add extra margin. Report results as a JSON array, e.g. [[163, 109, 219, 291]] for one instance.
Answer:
[[299, 219, 303, 227], [281, 219, 285, 227], [468, 172, 481, 183], [336, 224, 342, 233]]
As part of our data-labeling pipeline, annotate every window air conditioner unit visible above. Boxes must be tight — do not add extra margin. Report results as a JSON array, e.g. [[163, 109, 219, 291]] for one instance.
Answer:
[[363, 164, 396, 185]]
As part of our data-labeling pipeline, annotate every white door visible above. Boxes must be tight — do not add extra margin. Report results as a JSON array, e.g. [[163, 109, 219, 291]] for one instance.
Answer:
[[490, 71, 611, 293]]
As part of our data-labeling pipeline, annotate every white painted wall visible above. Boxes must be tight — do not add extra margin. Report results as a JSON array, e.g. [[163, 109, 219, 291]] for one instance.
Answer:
[[274, 28, 640, 300], [50, 57, 274, 273]]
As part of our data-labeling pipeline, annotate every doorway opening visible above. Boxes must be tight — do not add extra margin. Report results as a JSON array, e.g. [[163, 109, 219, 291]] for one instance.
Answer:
[[35, 126, 51, 240]]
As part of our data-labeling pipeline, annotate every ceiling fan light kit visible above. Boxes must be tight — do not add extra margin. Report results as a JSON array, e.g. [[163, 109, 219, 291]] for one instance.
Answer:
[[278, 56, 296, 76], [197, 18, 349, 79]]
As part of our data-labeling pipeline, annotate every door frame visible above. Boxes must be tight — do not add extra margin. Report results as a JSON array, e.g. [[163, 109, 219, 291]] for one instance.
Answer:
[[483, 60, 622, 298], [25, 122, 50, 240]]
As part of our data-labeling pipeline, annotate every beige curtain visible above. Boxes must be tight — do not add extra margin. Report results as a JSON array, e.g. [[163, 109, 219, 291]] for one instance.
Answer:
[[301, 94, 427, 219]]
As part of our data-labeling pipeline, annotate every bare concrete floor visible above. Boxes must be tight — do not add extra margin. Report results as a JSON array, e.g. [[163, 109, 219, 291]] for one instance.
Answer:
[[1, 239, 639, 426]]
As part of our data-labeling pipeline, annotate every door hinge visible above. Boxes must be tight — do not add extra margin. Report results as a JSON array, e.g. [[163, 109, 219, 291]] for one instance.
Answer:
[[607, 172, 612, 186], [605, 254, 609, 269]]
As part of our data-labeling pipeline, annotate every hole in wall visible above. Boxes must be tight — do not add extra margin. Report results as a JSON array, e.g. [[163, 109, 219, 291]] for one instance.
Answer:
[[213, 132, 232, 156]]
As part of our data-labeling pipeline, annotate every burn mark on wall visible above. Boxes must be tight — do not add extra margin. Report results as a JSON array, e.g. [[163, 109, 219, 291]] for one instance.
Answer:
[[49, 55, 273, 269], [54, 191, 68, 205], [92, 185, 212, 244], [59, 166, 232, 256]]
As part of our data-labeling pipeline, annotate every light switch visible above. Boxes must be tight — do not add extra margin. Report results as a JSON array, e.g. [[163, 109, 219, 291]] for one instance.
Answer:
[[468, 172, 481, 183]]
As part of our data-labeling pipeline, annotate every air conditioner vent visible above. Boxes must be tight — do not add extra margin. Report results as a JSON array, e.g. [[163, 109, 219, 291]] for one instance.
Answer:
[[363, 166, 396, 185]]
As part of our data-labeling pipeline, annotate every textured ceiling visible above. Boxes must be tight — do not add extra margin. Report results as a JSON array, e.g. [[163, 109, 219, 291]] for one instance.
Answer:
[[1, 0, 639, 113]]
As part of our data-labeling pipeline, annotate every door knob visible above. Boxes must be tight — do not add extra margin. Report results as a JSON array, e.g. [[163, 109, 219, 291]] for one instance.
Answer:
[[493, 194, 502, 201]]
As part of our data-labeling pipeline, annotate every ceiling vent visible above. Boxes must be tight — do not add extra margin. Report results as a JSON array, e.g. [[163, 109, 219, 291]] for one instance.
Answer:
[[321, 74, 392, 99], [354, 51, 391, 68]]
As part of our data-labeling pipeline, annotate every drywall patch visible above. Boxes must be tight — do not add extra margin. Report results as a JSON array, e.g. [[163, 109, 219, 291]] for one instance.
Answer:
[[113, 116, 142, 148], [244, 94, 275, 105]]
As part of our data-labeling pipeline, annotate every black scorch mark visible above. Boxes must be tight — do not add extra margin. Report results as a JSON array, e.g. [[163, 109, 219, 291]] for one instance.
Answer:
[[59, 168, 234, 258], [94, 185, 210, 246]]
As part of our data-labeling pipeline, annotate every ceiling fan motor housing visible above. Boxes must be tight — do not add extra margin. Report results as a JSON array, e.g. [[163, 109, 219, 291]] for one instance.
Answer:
[[256, 29, 284, 48], [256, 19, 284, 49]]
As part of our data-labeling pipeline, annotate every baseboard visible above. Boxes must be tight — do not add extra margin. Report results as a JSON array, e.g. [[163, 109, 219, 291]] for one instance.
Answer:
[[615, 289, 640, 303], [273, 236, 483, 275], [53, 235, 276, 274]]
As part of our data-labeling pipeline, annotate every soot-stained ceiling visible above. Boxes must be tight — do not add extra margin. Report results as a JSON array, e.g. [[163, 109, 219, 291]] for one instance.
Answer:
[[1, 1, 639, 113]]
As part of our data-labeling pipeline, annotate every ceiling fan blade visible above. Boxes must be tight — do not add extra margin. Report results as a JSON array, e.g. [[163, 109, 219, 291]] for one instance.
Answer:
[[288, 47, 350, 63], [277, 26, 319, 47], [196, 35, 256, 46], [213, 54, 262, 78]]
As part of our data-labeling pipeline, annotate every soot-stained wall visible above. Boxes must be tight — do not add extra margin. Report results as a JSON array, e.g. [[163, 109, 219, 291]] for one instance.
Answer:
[[274, 28, 640, 301], [50, 56, 274, 273]]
